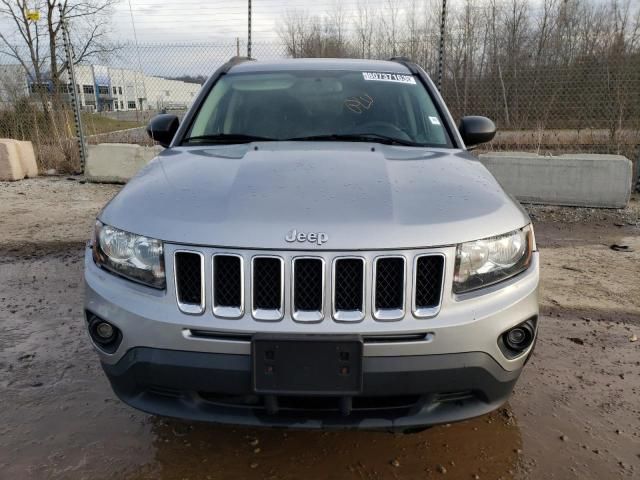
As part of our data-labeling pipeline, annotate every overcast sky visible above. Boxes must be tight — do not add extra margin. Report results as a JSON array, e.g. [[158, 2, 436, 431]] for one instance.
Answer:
[[111, 0, 288, 44], [109, 0, 565, 44], [0, 0, 392, 72], [111, 0, 457, 44], [0, 0, 624, 77], [0, 0, 620, 47], [98, 0, 445, 75]]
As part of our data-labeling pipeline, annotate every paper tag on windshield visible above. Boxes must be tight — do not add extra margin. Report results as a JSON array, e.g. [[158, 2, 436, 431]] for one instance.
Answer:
[[429, 116, 441, 125], [362, 72, 416, 84]]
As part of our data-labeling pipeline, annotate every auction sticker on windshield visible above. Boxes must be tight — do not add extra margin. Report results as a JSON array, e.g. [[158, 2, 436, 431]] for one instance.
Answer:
[[362, 72, 416, 84]]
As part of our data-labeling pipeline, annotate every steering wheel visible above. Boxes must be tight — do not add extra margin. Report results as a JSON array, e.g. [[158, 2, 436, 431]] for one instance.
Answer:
[[351, 121, 412, 141]]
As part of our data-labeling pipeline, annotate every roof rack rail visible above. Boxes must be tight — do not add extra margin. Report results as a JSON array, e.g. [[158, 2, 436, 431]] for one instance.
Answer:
[[220, 56, 254, 73], [387, 56, 419, 74]]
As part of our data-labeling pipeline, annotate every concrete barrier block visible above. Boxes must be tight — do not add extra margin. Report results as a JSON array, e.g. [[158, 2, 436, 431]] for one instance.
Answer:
[[0, 139, 25, 181], [86, 143, 163, 183], [15, 140, 38, 177], [479, 152, 633, 208]]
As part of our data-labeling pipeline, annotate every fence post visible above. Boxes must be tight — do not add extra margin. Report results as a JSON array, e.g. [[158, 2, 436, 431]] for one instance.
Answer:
[[58, 2, 87, 174], [437, 0, 447, 91], [636, 146, 640, 192], [247, 0, 252, 58]]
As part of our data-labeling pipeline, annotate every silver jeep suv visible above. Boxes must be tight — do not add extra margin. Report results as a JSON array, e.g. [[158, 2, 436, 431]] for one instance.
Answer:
[[84, 58, 539, 430]]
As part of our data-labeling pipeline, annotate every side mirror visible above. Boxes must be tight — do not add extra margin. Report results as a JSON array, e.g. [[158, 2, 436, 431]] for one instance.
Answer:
[[146, 114, 179, 148], [458, 116, 496, 148]]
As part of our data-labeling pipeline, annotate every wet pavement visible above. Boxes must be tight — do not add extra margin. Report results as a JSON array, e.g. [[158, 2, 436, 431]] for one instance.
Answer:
[[0, 179, 639, 479]]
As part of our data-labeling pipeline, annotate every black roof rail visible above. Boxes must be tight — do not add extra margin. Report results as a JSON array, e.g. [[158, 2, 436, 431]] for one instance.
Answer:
[[220, 56, 254, 73], [387, 56, 419, 74]]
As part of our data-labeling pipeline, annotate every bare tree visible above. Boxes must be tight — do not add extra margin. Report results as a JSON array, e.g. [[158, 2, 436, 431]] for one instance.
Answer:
[[278, 10, 306, 58], [0, 0, 118, 94], [380, 0, 401, 57], [0, 1, 48, 90], [276, 0, 639, 144], [326, 1, 347, 50], [354, 0, 375, 58]]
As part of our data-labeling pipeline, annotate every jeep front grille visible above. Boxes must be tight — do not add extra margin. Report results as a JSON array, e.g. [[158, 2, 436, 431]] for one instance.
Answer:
[[174, 251, 204, 315], [172, 248, 445, 322]]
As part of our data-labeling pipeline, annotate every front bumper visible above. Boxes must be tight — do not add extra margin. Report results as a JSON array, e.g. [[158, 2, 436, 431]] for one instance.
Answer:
[[85, 246, 539, 429], [103, 347, 524, 430]]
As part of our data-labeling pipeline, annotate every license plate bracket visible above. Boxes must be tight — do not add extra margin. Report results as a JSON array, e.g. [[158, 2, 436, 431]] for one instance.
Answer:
[[252, 334, 363, 395]]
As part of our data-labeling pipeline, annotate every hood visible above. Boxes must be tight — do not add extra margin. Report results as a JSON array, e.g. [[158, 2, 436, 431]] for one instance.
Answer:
[[100, 142, 530, 250]]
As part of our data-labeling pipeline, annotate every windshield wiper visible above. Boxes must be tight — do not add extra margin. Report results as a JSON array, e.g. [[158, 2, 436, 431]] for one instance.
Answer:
[[182, 133, 277, 144], [285, 133, 423, 146], [182, 132, 424, 147]]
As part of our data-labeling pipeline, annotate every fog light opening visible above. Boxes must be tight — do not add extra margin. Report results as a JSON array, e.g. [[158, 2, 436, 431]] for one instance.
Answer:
[[87, 312, 122, 353], [499, 318, 536, 359]]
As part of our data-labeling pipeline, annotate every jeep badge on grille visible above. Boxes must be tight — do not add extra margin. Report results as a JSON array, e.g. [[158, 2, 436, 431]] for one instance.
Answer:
[[285, 229, 328, 246]]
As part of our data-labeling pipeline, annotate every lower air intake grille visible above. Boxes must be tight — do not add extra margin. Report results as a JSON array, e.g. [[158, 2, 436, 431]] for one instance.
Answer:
[[214, 255, 242, 307], [174, 252, 203, 311], [334, 258, 364, 311], [293, 258, 323, 311], [414, 255, 445, 310], [375, 257, 405, 310], [252, 257, 282, 311]]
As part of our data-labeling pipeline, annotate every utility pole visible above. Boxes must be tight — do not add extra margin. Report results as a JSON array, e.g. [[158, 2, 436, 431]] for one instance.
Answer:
[[437, 0, 447, 91], [58, 2, 87, 174], [247, 0, 252, 58]]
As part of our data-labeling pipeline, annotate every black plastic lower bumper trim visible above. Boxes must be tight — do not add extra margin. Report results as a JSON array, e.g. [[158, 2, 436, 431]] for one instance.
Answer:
[[101, 347, 522, 430]]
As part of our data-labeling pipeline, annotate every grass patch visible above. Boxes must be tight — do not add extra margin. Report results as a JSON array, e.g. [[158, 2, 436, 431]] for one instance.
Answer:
[[80, 114, 145, 135]]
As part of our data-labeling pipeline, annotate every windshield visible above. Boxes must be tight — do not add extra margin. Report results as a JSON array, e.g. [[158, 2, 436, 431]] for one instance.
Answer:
[[184, 70, 452, 147]]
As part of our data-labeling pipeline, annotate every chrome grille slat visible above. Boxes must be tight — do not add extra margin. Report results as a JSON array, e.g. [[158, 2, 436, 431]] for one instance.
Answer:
[[251, 256, 284, 321], [333, 257, 365, 322], [174, 251, 205, 315], [213, 254, 244, 319], [413, 254, 445, 318], [373, 256, 406, 321], [292, 257, 324, 322]]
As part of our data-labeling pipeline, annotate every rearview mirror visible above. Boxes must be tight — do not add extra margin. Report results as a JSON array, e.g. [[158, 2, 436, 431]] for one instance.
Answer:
[[458, 116, 496, 148], [147, 114, 179, 148]]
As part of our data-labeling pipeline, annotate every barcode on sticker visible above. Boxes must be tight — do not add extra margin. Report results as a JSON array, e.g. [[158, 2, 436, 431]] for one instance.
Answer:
[[362, 72, 416, 84]]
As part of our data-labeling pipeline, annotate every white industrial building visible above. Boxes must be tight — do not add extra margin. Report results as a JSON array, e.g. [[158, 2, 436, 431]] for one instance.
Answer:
[[0, 63, 201, 112], [67, 65, 201, 112]]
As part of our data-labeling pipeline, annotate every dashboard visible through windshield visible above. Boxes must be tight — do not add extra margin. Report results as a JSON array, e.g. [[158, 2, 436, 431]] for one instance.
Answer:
[[184, 70, 452, 147]]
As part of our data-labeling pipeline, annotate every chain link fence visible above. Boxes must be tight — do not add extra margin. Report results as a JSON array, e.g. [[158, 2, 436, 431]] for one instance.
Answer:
[[442, 58, 640, 161], [1, 40, 639, 175]]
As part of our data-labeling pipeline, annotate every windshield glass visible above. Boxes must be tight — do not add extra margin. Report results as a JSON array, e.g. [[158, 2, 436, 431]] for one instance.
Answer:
[[184, 70, 451, 147]]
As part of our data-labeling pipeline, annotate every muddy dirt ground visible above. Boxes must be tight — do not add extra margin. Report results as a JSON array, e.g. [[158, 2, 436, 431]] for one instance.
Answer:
[[1, 177, 639, 480]]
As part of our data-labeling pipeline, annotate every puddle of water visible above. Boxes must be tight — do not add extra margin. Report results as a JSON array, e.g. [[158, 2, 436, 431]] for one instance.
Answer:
[[143, 412, 519, 479], [130, 413, 521, 480]]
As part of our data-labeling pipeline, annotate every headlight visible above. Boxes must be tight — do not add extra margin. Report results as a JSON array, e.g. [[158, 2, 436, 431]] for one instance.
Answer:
[[92, 221, 165, 289], [453, 225, 534, 294]]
